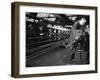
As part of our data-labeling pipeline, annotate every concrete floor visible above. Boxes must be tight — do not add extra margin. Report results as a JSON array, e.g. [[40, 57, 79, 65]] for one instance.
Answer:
[[26, 45, 89, 67]]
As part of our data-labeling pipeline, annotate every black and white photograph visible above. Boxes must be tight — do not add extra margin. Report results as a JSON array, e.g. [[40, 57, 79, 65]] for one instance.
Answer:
[[26, 12, 90, 67], [11, 2, 97, 78]]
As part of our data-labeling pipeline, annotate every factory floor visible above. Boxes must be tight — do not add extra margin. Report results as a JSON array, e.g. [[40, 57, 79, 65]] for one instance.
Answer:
[[26, 45, 89, 67]]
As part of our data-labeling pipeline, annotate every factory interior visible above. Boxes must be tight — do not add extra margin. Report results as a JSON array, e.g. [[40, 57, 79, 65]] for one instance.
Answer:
[[26, 12, 90, 67]]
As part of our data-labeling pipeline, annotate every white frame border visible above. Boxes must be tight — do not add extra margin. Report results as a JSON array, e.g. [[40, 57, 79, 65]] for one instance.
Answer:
[[19, 5, 96, 75]]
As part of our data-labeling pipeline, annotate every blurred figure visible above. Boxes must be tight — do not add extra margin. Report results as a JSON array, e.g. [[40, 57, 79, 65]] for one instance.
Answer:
[[71, 30, 89, 63]]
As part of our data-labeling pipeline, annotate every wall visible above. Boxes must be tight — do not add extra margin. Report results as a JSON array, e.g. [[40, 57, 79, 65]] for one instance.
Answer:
[[0, 0, 100, 80]]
